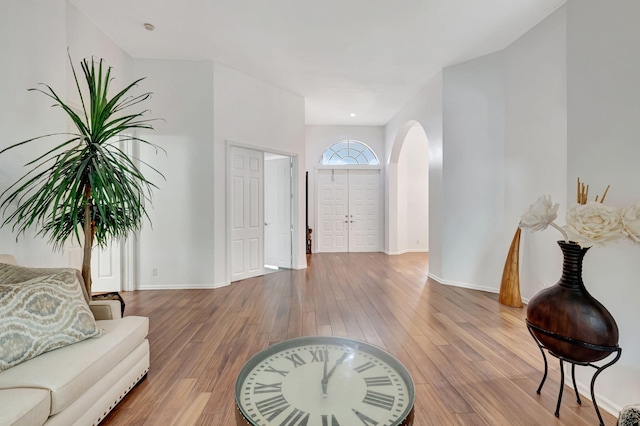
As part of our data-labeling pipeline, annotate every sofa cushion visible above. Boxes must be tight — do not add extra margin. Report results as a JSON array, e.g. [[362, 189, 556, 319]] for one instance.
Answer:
[[0, 270, 104, 371], [0, 316, 148, 416], [0, 388, 50, 426]]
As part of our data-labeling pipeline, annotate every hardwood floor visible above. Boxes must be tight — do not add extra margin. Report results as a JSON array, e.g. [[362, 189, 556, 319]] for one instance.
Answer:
[[100, 253, 617, 425]]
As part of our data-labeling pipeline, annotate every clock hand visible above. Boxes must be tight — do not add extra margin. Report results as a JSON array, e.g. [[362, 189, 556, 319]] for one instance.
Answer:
[[321, 352, 349, 397], [321, 347, 328, 395]]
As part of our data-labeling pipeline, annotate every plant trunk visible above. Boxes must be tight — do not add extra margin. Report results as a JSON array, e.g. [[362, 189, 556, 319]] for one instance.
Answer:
[[81, 187, 93, 297]]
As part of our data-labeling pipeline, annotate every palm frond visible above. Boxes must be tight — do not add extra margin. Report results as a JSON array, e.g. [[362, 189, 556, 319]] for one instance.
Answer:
[[0, 54, 162, 293]]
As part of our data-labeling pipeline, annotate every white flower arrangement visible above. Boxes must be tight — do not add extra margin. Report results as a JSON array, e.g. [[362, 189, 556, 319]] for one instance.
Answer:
[[519, 179, 640, 247]]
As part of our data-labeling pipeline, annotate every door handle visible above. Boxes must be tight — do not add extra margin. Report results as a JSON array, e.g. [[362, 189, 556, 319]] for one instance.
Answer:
[[265, 222, 268, 226]]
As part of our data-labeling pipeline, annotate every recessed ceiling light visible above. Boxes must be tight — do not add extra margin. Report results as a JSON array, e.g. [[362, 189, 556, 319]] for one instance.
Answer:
[[144, 23, 155, 31], [350, 113, 356, 117]]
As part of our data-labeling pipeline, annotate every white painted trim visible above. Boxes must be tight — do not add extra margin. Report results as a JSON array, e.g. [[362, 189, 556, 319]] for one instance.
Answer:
[[387, 249, 428, 255], [315, 164, 383, 171], [121, 235, 137, 292], [226, 140, 301, 284], [565, 368, 622, 416], [427, 273, 498, 294], [227, 139, 298, 159], [294, 263, 307, 270], [137, 282, 230, 290], [226, 142, 232, 285]]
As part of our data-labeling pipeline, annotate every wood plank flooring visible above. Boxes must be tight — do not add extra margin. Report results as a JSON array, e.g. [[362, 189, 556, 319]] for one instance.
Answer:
[[100, 253, 617, 425]]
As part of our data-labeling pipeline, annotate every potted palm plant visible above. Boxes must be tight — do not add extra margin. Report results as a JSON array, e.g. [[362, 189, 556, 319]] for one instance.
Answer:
[[0, 54, 162, 296]]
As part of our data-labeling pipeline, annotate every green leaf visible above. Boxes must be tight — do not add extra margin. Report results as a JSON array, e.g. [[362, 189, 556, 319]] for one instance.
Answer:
[[0, 54, 163, 281]]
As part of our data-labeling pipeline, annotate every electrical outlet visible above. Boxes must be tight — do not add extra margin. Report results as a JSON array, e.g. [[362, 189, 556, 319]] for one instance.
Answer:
[[152, 268, 158, 276]]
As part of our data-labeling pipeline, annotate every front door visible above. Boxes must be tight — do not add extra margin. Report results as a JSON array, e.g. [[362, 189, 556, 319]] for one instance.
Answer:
[[316, 169, 381, 253], [317, 169, 349, 252], [230, 146, 265, 282], [348, 169, 381, 252]]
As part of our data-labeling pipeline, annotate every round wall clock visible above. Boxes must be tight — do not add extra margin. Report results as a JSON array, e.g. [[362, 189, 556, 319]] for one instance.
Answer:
[[235, 336, 415, 425]]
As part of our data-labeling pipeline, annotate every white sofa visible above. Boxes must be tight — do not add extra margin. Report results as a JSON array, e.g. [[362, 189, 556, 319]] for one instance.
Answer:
[[0, 255, 149, 426]]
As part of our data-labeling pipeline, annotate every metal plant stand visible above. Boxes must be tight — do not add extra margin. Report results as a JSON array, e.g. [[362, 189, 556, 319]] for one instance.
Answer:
[[526, 320, 622, 426]]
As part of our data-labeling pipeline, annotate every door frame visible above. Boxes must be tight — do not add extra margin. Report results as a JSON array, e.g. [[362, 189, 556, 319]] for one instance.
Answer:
[[226, 141, 300, 284], [314, 165, 383, 253]]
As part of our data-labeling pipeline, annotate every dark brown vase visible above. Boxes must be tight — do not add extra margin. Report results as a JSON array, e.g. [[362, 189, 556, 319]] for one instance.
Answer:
[[526, 241, 619, 363]]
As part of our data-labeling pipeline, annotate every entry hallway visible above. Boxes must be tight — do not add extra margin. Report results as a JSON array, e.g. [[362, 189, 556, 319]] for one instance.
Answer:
[[101, 253, 616, 425]]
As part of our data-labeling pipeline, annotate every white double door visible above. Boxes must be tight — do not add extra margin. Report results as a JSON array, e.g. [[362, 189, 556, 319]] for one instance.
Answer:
[[317, 169, 381, 252], [229, 147, 293, 282]]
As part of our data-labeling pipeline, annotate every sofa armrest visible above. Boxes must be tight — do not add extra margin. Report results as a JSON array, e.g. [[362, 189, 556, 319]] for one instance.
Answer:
[[89, 300, 122, 320], [0, 254, 18, 265]]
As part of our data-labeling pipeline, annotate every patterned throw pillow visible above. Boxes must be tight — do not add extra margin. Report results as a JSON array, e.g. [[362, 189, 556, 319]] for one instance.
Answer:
[[0, 269, 104, 371], [0, 263, 90, 304]]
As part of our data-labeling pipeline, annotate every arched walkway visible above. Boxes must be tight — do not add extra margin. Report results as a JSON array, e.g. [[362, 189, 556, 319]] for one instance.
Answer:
[[387, 121, 429, 254]]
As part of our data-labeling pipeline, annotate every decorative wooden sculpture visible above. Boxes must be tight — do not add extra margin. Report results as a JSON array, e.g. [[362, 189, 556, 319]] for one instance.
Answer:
[[499, 227, 523, 308]]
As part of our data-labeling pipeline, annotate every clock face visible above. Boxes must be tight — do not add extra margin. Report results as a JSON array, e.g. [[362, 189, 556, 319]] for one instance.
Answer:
[[235, 336, 414, 426]]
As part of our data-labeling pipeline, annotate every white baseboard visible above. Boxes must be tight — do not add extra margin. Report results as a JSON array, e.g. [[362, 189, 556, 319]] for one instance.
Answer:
[[384, 249, 428, 255], [136, 282, 229, 290], [567, 377, 621, 418], [427, 273, 498, 294]]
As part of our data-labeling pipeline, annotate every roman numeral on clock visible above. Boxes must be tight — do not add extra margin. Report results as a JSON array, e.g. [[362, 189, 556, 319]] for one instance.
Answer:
[[309, 349, 326, 362], [352, 409, 379, 425], [279, 408, 310, 426], [364, 376, 392, 387], [362, 390, 395, 411], [254, 382, 282, 394], [256, 394, 290, 421], [353, 361, 375, 373], [284, 353, 306, 367], [264, 365, 289, 376], [321, 414, 340, 426]]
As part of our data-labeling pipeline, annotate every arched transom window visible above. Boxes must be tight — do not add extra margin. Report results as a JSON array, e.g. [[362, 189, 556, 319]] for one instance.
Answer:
[[321, 140, 379, 165]]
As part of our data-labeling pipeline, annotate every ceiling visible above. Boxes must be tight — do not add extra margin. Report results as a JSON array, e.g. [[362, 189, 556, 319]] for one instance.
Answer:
[[69, 0, 565, 126]]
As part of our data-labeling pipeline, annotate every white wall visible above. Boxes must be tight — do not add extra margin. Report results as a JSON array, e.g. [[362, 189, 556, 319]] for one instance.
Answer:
[[0, 0, 79, 266], [305, 125, 384, 246], [432, 2, 637, 412], [133, 59, 215, 289], [0, 1, 138, 268], [504, 6, 567, 300], [0, 2, 306, 289], [430, 6, 566, 295], [65, 2, 133, 97], [442, 51, 506, 291], [397, 124, 429, 253], [213, 63, 306, 284], [565, 0, 640, 411], [384, 75, 443, 269]]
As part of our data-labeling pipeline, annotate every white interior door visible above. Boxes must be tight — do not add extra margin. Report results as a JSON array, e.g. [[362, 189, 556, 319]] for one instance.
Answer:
[[317, 169, 349, 252], [264, 155, 292, 268], [67, 240, 121, 293], [316, 169, 380, 253], [230, 146, 264, 282], [349, 170, 381, 252], [91, 242, 121, 292]]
